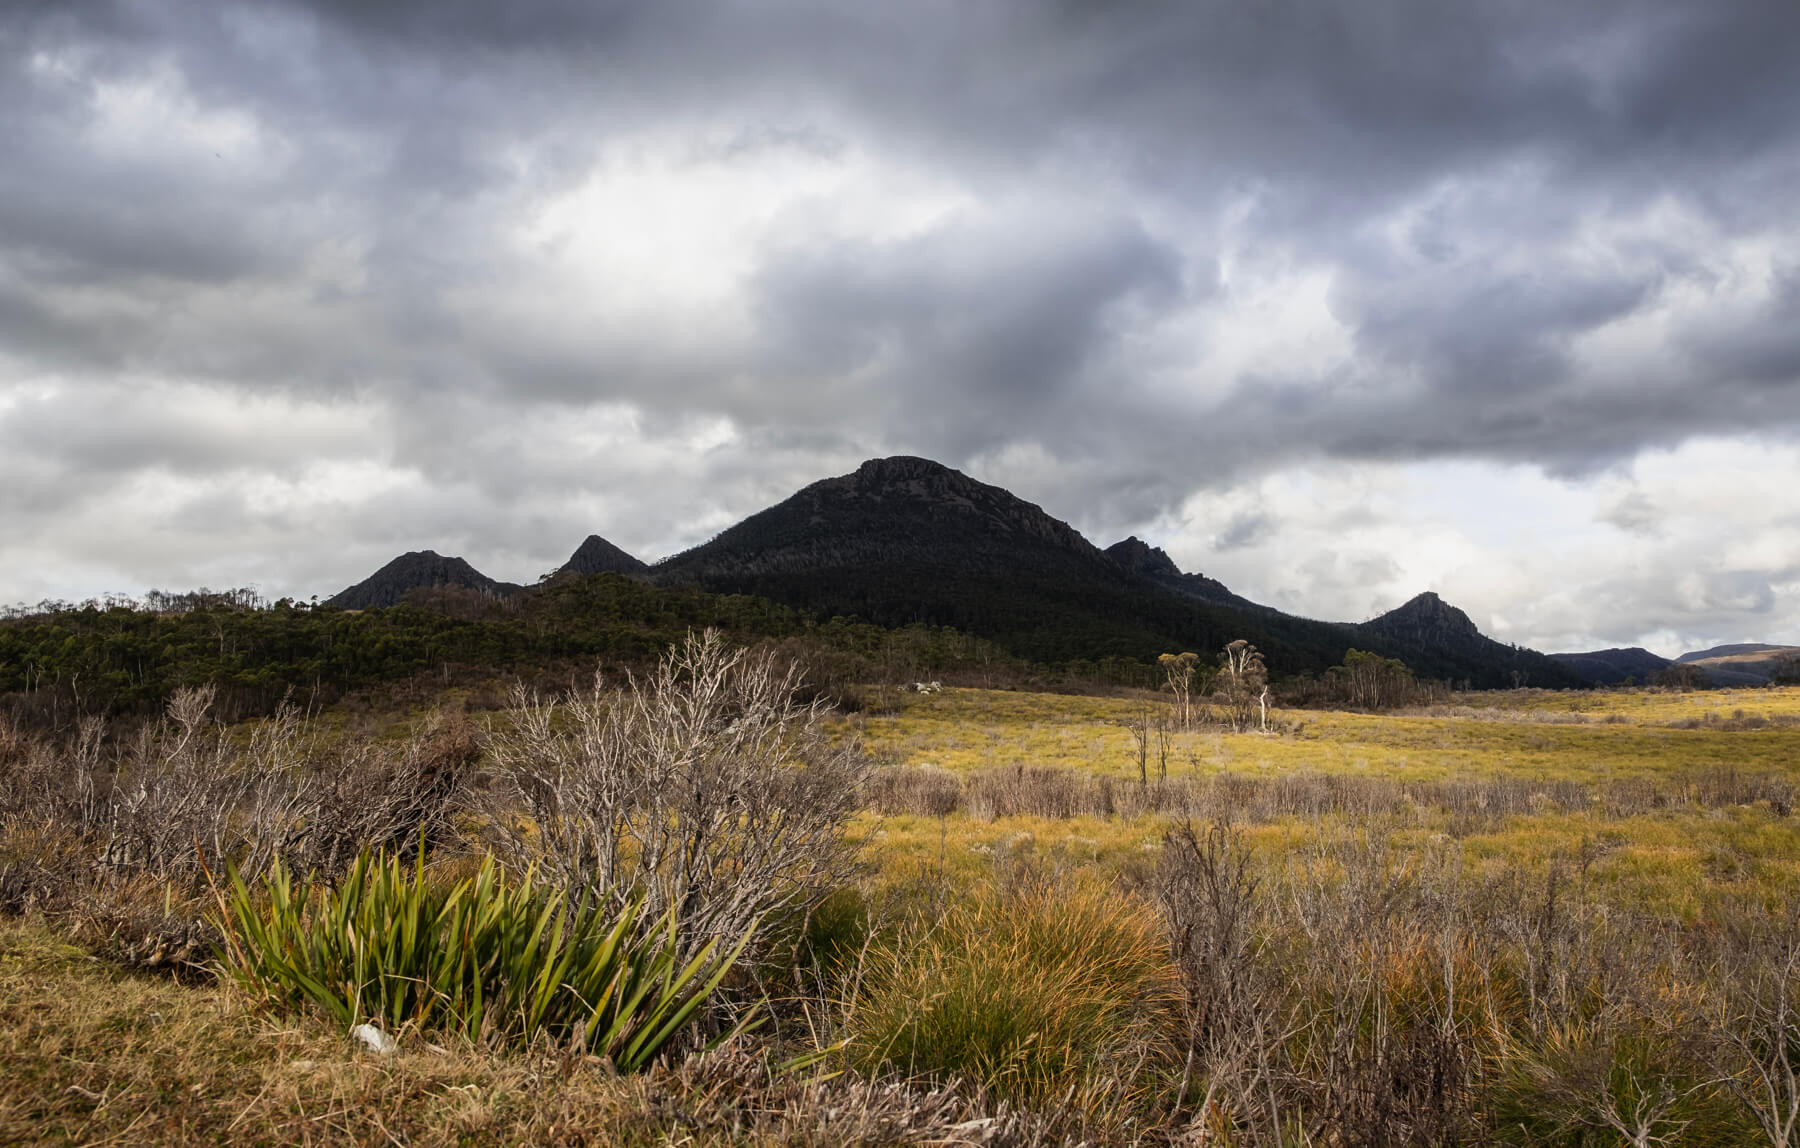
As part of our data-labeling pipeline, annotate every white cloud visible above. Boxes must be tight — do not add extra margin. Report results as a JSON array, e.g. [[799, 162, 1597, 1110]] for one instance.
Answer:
[[1146, 436, 1800, 655]]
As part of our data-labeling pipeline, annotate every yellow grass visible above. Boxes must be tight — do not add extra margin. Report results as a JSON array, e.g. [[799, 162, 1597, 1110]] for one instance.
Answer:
[[841, 685, 1800, 922], [840, 685, 1800, 784]]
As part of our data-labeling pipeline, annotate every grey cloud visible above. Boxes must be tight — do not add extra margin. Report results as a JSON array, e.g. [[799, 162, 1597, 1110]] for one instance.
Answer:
[[1599, 491, 1659, 535], [2, 0, 1800, 646], [750, 210, 1184, 457], [1680, 265, 1800, 387], [1214, 512, 1273, 552]]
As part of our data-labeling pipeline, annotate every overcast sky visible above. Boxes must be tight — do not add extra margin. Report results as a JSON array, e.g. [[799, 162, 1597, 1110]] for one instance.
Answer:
[[3, 0, 1798, 656]]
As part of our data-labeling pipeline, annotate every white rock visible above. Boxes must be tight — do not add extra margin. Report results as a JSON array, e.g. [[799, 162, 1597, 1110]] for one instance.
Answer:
[[351, 1023, 398, 1055]]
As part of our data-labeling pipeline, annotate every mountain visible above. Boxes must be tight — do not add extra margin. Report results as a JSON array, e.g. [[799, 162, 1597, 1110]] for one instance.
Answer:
[[657, 456, 1112, 582], [1676, 643, 1790, 663], [651, 456, 1177, 664], [1356, 592, 1584, 689], [1103, 537, 1255, 609], [1549, 647, 1672, 685], [327, 551, 519, 610], [1676, 645, 1800, 686], [650, 456, 1579, 686], [650, 455, 1321, 664], [562, 534, 649, 578]]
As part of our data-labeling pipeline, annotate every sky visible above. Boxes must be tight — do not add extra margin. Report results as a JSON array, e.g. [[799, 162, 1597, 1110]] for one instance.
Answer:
[[2, 0, 1798, 657]]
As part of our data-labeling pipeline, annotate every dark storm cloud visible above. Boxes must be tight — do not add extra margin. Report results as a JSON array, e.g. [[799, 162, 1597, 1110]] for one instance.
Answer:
[[751, 210, 1185, 455], [3, 0, 1800, 630]]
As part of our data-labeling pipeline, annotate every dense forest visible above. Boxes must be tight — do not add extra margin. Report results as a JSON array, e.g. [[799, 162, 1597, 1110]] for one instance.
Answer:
[[0, 574, 948, 722]]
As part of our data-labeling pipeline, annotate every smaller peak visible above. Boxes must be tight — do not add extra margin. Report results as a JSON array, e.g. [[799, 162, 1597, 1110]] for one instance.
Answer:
[[1105, 536, 1180, 577], [1374, 591, 1479, 636], [564, 534, 648, 577]]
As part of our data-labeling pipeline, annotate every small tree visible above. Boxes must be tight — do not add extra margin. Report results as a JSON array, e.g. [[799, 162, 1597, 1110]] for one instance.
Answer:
[[1340, 649, 1415, 710], [1159, 652, 1202, 729], [1214, 640, 1269, 733]]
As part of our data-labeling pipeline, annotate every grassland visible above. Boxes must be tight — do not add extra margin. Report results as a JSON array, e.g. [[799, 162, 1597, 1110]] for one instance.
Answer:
[[7, 675, 1800, 1144], [847, 685, 1800, 921], [845, 683, 1800, 782]]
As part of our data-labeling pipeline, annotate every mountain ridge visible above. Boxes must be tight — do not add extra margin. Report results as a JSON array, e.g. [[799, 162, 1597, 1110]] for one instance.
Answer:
[[1549, 647, 1672, 686], [1103, 536, 1257, 610], [321, 456, 1591, 688]]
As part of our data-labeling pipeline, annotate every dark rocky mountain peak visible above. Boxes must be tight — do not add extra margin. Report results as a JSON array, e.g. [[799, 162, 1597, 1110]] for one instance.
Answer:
[[1105, 536, 1181, 578], [327, 550, 518, 609], [644, 455, 1582, 688], [655, 455, 1110, 583], [815, 455, 1098, 551], [1355, 590, 1579, 688], [1104, 536, 1253, 610], [1368, 591, 1480, 643], [563, 534, 649, 577]]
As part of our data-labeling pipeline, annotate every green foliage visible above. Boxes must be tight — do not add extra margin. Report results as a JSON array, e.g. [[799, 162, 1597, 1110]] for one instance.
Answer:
[[0, 574, 1012, 720], [215, 847, 754, 1065], [848, 879, 1177, 1110]]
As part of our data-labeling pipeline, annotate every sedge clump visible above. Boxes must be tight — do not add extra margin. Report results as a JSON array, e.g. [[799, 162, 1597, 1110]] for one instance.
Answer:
[[848, 876, 1179, 1114], [215, 847, 753, 1067]]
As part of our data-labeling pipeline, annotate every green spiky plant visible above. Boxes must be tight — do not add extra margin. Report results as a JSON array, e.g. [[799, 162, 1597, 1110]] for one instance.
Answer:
[[214, 847, 755, 1068]]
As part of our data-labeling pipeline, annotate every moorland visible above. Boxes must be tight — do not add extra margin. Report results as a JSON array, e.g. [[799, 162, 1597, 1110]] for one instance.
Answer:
[[4, 611, 1800, 1145], [4, 457, 1799, 1145]]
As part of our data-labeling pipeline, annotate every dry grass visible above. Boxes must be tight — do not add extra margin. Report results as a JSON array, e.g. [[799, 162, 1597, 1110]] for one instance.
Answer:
[[843, 684, 1800, 784], [12, 668, 1800, 1144], [847, 875, 1180, 1123], [0, 915, 1047, 1147]]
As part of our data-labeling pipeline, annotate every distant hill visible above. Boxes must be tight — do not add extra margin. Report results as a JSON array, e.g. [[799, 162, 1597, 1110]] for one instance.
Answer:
[[1676, 643, 1791, 663], [1356, 592, 1584, 689], [650, 456, 1581, 686], [561, 534, 649, 578], [327, 551, 519, 610], [1677, 645, 1800, 686], [1103, 537, 1256, 610], [1549, 647, 1672, 685]]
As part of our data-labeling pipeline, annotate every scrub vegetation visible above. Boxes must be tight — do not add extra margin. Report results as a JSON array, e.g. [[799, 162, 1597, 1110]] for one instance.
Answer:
[[4, 630, 1800, 1145]]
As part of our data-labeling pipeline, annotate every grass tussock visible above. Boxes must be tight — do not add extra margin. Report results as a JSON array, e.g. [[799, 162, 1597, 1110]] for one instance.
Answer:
[[218, 847, 752, 1064], [848, 875, 1179, 1123]]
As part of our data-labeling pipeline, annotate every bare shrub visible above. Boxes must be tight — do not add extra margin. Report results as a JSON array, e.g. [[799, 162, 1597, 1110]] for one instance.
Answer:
[[1, 689, 483, 972], [302, 713, 482, 873], [867, 763, 963, 817], [1151, 823, 1762, 1145], [1713, 906, 1800, 1146], [968, 764, 1117, 820], [869, 763, 1790, 831], [481, 630, 869, 959], [95, 689, 474, 884]]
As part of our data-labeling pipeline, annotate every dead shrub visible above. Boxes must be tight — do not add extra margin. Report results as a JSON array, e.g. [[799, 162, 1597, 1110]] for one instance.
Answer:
[[480, 629, 870, 961]]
